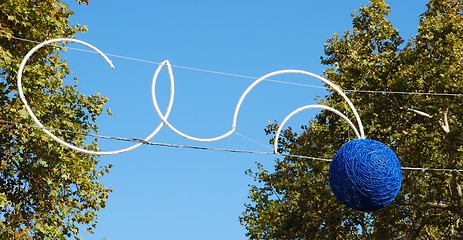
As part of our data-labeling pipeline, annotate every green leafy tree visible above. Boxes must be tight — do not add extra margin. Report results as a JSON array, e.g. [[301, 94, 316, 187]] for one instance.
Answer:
[[241, 0, 463, 238], [0, 0, 112, 238]]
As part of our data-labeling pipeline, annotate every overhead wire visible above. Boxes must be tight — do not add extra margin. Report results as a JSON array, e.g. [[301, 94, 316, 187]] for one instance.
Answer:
[[1, 119, 462, 173], [2, 34, 462, 97], [0, 119, 330, 161]]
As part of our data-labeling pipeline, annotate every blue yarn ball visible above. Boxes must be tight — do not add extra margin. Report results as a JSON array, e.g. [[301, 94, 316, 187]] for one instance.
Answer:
[[329, 139, 402, 211]]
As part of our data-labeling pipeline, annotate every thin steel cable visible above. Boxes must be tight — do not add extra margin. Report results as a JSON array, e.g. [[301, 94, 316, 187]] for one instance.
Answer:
[[235, 132, 274, 150], [345, 89, 463, 97], [2, 34, 462, 97], [1, 119, 462, 173]]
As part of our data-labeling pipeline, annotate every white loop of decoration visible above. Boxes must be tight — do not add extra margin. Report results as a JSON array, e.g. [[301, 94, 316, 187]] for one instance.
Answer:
[[18, 38, 365, 155], [238, 69, 365, 140], [17, 38, 174, 155], [273, 104, 361, 154], [152, 60, 235, 142], [152, 62, 365, 144]]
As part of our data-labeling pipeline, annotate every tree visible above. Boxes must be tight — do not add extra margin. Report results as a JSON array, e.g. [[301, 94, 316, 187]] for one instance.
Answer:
[[0, 0, 112, 238], [240, 0, 463, 238]]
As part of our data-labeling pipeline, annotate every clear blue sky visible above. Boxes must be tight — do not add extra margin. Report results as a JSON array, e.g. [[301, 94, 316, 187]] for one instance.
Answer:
[[56, 1, 427, 239]]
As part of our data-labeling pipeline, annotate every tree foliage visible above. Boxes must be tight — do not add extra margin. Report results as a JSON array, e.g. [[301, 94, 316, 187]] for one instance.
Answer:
[[0, 0, 111, 238], [241, 0, 463, 239]]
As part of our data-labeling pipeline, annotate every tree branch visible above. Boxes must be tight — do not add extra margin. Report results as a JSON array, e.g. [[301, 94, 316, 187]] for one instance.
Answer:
[[404, 107, 433, 118], [439, 109, 450, 134], [404, 107, 451, 133], [426, 202, 451, 210], [451, 172, 463, 217]]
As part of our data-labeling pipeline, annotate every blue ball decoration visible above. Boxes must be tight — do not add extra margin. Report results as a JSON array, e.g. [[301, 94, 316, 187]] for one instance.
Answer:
[[329, 139, 402, 211]]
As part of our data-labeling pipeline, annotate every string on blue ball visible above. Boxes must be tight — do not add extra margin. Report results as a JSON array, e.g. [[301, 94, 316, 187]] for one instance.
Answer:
[[329, 139, 402, 211]]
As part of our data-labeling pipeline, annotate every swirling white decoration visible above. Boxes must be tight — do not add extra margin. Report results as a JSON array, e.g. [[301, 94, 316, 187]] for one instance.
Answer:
[[17, 38, 174, 155], [17, 38, 365, 155]]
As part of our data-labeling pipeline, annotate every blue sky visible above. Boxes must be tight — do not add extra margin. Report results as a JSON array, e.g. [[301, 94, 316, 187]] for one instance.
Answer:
[[55, 1, 428, 239]]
